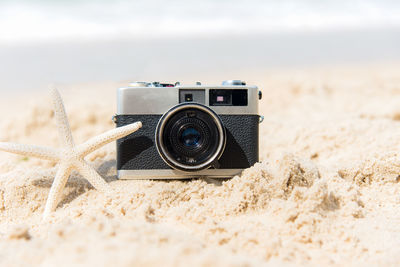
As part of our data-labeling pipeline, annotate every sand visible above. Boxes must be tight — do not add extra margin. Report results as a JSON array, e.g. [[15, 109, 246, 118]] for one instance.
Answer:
[[0, 66, 400, 266]]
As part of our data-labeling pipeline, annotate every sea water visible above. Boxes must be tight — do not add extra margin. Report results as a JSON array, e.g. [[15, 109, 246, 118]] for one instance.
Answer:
[[0, 0, 399, 91]]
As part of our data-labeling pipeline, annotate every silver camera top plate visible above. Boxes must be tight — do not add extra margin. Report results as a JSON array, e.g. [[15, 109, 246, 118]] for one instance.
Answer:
[[117, 80, 260, 115]]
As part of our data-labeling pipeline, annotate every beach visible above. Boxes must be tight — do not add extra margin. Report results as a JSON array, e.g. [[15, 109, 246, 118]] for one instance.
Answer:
[[0, 65, 399, 266]]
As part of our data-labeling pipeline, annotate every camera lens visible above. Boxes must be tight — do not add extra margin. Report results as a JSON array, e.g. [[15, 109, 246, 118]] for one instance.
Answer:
[[156, 103, 226, 171]]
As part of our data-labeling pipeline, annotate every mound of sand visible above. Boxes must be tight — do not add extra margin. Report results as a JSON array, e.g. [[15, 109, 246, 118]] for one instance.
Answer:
[[0, 66, 400, 266]]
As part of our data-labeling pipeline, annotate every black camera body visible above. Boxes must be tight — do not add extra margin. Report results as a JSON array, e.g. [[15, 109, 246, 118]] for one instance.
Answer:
[[115, 80, 261, 179]]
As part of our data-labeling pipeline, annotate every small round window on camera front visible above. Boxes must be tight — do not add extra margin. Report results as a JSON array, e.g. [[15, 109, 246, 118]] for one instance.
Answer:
[[155, 103, 226, 172]]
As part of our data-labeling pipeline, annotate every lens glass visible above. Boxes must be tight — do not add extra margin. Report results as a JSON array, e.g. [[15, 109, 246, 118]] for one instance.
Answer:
[[180, 127, 201, 147]]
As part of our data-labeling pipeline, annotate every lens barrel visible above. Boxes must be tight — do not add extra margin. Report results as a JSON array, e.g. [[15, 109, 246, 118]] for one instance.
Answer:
[[155, 103, 226, 171]]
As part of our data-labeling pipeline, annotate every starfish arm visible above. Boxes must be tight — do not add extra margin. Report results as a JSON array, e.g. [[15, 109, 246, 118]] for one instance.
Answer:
[[77, 121, 142, 157], [50, 88, 75, 149], [74, 159, 112, 194], [0, 142, 60, 161], [43, 163, 72, 219]]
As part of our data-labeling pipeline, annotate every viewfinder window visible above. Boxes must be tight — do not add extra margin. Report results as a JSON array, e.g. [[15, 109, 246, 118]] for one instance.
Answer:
[[209, 89, 248, 106]]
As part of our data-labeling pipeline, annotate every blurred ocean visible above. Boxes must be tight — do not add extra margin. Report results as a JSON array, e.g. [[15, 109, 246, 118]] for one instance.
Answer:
[[0, 0, 400, 91]]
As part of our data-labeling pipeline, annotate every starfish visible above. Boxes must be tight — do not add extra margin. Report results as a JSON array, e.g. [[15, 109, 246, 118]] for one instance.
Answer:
[[0, 88, 142, 219]]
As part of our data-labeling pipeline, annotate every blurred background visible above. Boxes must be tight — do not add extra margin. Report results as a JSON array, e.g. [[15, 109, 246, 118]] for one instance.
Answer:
[[0, 0, 399, 92]]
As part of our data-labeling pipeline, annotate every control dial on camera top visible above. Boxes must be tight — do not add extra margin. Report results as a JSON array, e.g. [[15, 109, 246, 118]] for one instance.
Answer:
[[222, 80, 246, 86], [129, 81, 176, 87], [129, 81, 150, 87]]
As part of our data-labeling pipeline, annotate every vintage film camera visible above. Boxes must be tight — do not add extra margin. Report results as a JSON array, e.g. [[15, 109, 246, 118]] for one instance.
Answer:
[[115, 80, 262, 179]]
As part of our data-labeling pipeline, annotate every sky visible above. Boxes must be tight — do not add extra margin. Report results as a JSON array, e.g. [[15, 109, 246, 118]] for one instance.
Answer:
[[0, 0, 399, 44]]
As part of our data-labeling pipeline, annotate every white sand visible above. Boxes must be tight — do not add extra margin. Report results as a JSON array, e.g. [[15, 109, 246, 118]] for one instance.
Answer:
[[0, 66, 400, 266]]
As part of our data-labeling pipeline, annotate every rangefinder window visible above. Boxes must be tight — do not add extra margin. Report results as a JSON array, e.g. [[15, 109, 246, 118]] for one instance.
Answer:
[[209, 89, 248, 106]]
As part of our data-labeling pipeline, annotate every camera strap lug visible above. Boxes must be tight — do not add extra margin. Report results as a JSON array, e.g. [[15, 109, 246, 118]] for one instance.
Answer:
[[112, 115, 117, 124], [259, 115, 264, 123], [211, 159, 221, 169]]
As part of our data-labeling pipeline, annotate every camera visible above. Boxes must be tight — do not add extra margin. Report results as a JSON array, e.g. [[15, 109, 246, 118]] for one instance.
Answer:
[[114, 80, 262, 179]]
